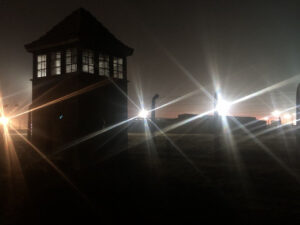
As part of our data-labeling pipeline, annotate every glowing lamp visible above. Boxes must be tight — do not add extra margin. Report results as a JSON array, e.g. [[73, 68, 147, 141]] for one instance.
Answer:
[[0, 116, 9, 126], [138, 109, 149, 118], [216, 96, 231, 116], [283, 114, 291, 120], [263, 116, 269, 121], [272, 110, 281, 117]]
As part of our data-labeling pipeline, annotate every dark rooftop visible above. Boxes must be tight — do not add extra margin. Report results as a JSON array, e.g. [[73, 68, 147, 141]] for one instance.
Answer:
[[25, 8, 133, 56]]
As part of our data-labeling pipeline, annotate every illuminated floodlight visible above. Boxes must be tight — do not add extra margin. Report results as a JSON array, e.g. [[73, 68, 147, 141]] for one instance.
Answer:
[[0, 116, 9, 126], [272, 110, 281, 117], [263, 116, 269, 121], [283, 114, 291, 120], [216, 95, 231, 116], [138, 109, 149, 118]]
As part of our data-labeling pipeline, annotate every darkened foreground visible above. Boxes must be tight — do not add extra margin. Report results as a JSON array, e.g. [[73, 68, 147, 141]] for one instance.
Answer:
[[1, 132, 300, 225]]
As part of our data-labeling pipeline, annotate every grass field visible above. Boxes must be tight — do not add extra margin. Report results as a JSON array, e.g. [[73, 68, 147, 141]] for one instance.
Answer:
[[1, 131, 300, 224]]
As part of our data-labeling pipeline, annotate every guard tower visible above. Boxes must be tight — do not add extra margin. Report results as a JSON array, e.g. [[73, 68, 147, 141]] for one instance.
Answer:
[[25, 8, 133, 162]]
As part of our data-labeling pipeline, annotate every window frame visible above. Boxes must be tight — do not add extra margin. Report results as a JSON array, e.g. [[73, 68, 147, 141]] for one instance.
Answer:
[[113, 57, 123, 79], [99, 54, 110, 77], [82, 49, 94, 74], [37, 54, 47, 78], [51, 52, 61, 75], [66, 48, 77, 73]]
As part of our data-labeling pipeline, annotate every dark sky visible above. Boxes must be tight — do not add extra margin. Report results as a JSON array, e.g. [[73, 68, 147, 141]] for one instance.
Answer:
[[1, 0, 300, 118]]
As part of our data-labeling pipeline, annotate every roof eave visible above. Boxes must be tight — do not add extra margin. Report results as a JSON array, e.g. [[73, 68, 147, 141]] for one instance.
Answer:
[[25, 38, 80, 53]]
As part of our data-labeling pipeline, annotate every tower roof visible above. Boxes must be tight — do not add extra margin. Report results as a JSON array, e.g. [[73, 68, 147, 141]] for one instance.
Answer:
[[25, 8, 134, 56]]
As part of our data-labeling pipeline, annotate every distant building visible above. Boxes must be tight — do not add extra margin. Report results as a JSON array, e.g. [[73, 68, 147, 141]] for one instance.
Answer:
[[128, 114, 266, 134], [25, 8, 133, 164]]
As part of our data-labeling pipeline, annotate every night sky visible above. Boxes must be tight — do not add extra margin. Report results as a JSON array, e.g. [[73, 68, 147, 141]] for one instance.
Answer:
[[1, 0, 300, 119]]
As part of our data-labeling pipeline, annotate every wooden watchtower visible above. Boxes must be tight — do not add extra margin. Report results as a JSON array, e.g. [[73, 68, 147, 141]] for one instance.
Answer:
[[25, 8, 133, 165]]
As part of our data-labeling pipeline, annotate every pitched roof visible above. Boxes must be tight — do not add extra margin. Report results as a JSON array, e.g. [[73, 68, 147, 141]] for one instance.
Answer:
[[25, 8, 134, 56]]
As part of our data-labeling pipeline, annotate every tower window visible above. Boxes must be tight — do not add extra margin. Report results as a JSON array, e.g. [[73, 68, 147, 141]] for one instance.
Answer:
[[113, 57, 123, 79], [37, 54, 47, 77], [82, 50, 94, 74], [99, 54, 109, 76], [66, 49, 77, 73], [51, 52, 61, 75]]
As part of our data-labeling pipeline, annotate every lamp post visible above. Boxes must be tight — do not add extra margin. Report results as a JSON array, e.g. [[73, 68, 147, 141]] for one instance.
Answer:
[[272, 110, 281, 126], [214, 91, 221, 153], [151, 94, 159, 123]]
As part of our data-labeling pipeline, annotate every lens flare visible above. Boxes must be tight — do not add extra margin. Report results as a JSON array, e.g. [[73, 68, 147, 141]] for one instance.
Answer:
[[138, 109, 149, 118], [216, 97, 231, 116], [0, 116, 9, 126], [283, 114, 291, 119], [272, 110, 281, 117]]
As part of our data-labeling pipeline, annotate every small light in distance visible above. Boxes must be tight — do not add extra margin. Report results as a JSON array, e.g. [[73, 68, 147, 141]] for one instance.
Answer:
[[263, 116, 269, 121], [0, 116, 9, 126], [138, 109, 149, 119], [216, 95, 231, 116], [272, 110, 281, 117]]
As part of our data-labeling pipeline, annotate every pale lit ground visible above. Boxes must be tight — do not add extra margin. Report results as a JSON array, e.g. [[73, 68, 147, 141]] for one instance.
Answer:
[[1, 131, 300, 224]]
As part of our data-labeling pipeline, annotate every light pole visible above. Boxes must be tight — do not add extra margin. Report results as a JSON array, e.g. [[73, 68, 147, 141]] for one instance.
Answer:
[[151, 94, 159, 123], [214, 91, 221, 153], [272, 110, 281, 126]]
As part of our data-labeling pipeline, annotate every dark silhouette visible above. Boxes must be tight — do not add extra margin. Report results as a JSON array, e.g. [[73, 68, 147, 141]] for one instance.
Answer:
[[25, 8, 134, 167], [213, 91, 221, 153], [151, 93, 159, 122]]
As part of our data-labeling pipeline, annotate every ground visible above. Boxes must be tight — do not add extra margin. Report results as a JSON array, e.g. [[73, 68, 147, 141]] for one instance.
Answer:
[[1, 131, 300, 224]]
